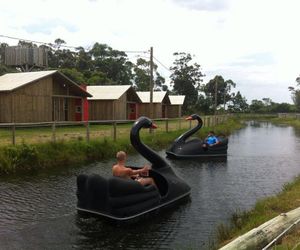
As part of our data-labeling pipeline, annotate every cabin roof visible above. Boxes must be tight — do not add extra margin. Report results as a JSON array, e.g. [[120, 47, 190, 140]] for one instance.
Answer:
[[87, 85, 141, 101], [0, 70, 92, 97], [136, 91, 169, 103], [169, 95, 185, 105]]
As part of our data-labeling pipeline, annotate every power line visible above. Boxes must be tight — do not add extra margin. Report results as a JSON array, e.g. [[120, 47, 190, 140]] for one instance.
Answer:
[[0, 34, 79, 49], [123, 50, 149, 54], [153, 56, 172, 74], [0, 34, 170, 77], [0, 34, 149, 55]]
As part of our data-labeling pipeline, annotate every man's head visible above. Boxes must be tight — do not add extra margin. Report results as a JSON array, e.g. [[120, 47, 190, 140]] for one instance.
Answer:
[[208, 131, 215, 136], [116, 151, 127, 162]]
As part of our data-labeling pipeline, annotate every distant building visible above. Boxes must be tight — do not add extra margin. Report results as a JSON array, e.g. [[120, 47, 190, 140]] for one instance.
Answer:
[[136, 91, 170, 118], [167, 95, 186, 118], [87, 85, 142, 120], [0, 70, 91, 123], [5, 46, 48, 71]]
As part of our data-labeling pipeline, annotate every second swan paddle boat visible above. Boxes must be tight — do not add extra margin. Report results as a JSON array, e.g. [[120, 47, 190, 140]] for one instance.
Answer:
[[166, 114, 228, 159], [76, 116, 191, 221]]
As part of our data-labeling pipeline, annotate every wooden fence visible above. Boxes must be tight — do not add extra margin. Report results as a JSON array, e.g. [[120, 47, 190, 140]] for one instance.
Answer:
[[278, 113, 300, 119], [0, 115, 229, 146]]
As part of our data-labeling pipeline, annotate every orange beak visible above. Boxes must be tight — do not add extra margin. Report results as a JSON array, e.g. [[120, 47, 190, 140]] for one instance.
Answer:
[[185, 116, 192, 121], [151, 123, 158, 129]]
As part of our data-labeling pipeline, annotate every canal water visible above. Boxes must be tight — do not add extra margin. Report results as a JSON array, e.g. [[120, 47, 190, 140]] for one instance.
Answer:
[[1, 121, 300, 250]]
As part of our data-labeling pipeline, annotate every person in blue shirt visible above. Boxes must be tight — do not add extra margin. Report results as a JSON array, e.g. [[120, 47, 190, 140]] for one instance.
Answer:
[[202, 131, 219, 149]]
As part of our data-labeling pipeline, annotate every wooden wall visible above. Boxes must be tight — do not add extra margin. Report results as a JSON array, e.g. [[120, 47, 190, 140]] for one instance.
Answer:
[[88, 92, 128, 120], [5, 47, 48, 67], [138, 103, 162, 118], [53, 80, 69, 95], [0, 75, 84, 123], [0, 93, 12, 123], [9, 77, 53, 123], [52, 97, 77, 121], [114, 93, 127, 120], [89, 100, 114, 120], [167, 105, 181, 118]]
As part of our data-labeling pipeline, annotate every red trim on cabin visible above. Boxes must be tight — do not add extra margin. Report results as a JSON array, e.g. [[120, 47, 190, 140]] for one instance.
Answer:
[[80, 84, 89, 121]]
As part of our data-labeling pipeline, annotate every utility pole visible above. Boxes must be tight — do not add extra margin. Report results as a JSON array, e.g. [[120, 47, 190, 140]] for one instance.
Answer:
[[150, 46, 154, 119], [214, 76, 218, 115], [223, 84, 227, 112], [214, 76, 218, 126]]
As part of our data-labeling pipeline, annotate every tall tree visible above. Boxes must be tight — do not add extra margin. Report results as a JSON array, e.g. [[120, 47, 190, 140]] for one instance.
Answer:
[[170, 52, 204, 114], [202, 76, 236, 111], [89, 43, 133, 85], [75, 46, 92, 72], [133, 58, 165, 91], [249, 99, 265, 113], [288, 75, 300, 111], [46, 38, 76, 69], [228, 91, 248, 112]]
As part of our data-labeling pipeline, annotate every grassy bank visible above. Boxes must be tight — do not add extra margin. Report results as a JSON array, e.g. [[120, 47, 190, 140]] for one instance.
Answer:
[[0, 117, 243, 175], [271, 117, 300, 128], [217, 116, 300, 249], [217, 176, 300, 248]]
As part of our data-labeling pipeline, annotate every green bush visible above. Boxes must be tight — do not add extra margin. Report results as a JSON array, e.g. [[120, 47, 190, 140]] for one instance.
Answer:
[[0, 143, 39, 173]]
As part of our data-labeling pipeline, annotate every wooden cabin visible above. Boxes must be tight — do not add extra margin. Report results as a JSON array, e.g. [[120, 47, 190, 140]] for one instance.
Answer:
[[167, 95, 186, 118], [87, 85, 142, 120], [136, 91, 170, 118], [0, 70, 91, 123]]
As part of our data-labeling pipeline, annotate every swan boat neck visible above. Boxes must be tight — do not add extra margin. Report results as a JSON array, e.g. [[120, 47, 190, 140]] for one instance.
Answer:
[[76, 116, 191, 221], [166, 114, 228, 159]]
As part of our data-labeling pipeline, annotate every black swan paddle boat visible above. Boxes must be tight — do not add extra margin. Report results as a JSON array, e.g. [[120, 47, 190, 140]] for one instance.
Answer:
[[76, 116, 191, 221], [166, 114, 228, 159]]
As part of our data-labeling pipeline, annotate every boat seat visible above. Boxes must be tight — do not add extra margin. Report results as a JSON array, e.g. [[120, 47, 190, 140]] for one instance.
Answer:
[[217, 137, 228, 145], [108, 176, 161, 216], [77, 174, 161, 217]]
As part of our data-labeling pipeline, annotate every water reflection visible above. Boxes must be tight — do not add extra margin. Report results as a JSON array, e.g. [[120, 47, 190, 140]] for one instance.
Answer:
[[75, 199, 191, 250], [1, 122, 300, 249]]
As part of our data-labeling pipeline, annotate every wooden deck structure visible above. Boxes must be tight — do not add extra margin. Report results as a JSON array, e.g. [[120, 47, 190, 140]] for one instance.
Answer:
[[87, 85, 142, 120], [136, 91, 170, 118], [0, 70, 91, 123]]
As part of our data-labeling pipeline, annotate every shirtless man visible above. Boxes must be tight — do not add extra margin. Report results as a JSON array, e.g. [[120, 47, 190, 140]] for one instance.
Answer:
[[112, 151, 156, 187]]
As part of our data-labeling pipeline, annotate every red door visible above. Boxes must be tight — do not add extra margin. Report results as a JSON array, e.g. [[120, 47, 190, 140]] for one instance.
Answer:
[[128, 103, 137, 120]]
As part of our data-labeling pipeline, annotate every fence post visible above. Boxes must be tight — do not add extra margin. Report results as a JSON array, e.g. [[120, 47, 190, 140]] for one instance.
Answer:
[[86, 122, 90, 142], [52, 121, 56, 142], [12, 124, 16, 145], [113, 122, 117, 141], [165, 118, 169, 132]]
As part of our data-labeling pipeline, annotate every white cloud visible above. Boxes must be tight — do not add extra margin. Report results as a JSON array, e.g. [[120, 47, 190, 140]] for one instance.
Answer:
[[0, 0, 299, 103]]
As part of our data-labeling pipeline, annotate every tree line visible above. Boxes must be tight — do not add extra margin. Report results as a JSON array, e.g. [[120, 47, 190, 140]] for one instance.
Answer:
[[0, 39, 297, 114]]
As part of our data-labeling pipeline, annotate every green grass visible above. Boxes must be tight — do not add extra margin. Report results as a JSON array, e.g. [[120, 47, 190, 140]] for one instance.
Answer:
[[0, 119, 190, 145], [0, 117, 243, 175]]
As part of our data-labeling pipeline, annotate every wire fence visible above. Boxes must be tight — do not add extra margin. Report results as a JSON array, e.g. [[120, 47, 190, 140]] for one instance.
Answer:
[[262, 217, 300, 249]]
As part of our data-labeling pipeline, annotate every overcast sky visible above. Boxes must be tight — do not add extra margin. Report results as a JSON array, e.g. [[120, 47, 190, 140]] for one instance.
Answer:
[[1, 0, 299, 103]]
